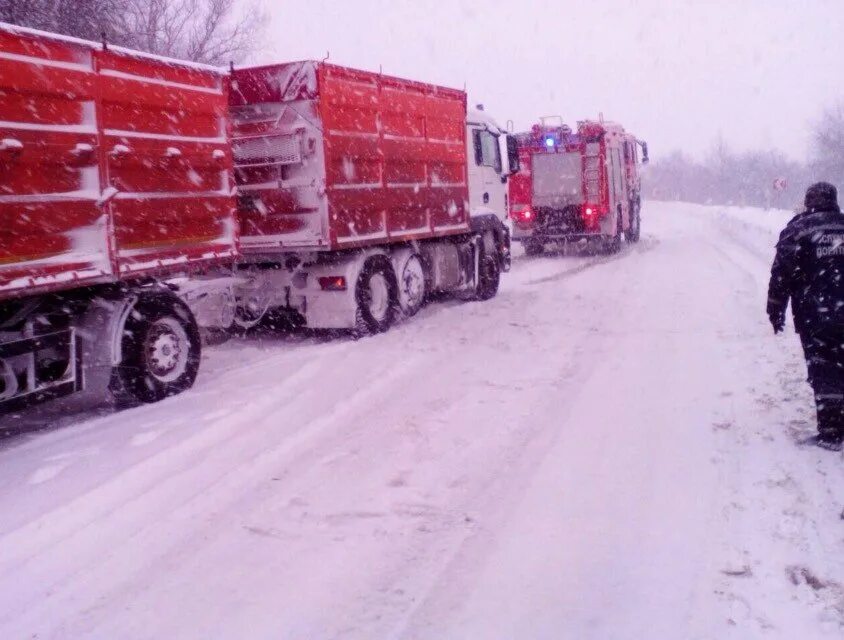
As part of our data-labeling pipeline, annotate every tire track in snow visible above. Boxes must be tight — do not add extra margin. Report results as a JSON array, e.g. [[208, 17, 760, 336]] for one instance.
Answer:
[[522, 237, 658, 286], [0, 351, 432, 636], [0, 344, 355, 568]]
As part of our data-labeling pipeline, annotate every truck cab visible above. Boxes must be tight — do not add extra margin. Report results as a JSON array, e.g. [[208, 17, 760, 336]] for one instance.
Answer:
[[466, 108, 520, 270], [467, 109, 509, 223]]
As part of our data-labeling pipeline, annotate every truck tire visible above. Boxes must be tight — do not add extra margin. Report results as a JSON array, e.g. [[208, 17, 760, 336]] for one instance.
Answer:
[[355, 257, 399, 335], [605, 207, 623, 254], [112, 292, 202, 404], [473, 241, 501, 301], [625, 199, 641, 243], [398, 253, 427, 317]]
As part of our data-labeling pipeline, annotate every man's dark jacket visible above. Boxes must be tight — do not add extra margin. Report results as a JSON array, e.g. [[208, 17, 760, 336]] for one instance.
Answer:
[[768, 205, 844, 335]]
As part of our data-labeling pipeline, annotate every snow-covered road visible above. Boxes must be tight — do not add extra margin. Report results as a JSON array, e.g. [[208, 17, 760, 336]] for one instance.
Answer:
[[1, 202, 843, 639]]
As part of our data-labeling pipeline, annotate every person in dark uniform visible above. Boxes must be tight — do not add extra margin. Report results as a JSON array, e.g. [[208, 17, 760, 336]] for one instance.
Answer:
[[768, 182, 844, 451]]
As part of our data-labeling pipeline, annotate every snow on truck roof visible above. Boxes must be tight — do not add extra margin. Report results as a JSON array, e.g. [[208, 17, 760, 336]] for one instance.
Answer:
[[0, 21, 227, 75], [1, 24, 471, 103], [467, 109, 504, 134], [235, 60, 466, 99]]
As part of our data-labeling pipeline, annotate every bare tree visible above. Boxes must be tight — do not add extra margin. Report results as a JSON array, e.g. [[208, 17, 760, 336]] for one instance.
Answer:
[[1, 0, 124, 42], [116, 0, 266, 64], [1, 0, 266, 64], [811, 102, 844, 187], [646, 145, 809, 209]]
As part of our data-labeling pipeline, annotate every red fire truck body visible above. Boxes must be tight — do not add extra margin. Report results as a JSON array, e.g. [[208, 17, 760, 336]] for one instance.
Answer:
[[509, 119, 647, 254]]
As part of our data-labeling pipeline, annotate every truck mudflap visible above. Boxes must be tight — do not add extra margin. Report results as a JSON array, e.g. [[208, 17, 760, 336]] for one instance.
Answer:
[[0, 328, 82, 412]]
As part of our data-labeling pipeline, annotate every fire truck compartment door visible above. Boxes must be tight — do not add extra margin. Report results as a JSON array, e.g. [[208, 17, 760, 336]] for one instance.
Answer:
[[532, 152, 584, 209]]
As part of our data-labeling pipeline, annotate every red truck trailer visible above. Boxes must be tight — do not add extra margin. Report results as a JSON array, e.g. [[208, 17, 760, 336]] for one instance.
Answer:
[[229, 62, 518, 333], [509, 117, 648, 255], [0, 23, 237, 410]]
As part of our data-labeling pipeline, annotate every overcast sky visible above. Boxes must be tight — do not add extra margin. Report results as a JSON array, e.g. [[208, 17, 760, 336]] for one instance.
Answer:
[[258, 0, 844, 162]]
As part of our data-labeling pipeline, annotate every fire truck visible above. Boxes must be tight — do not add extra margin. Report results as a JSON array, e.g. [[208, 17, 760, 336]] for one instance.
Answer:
[[0, 23, 517, 411], [509, 117, 648, 255]]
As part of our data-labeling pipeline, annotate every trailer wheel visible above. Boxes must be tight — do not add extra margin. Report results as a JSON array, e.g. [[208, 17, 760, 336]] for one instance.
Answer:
[[355, 257, 399, 335], [399, 253, 427, 317], [112, 293, 202, 404], [625, 199, 641, 243]]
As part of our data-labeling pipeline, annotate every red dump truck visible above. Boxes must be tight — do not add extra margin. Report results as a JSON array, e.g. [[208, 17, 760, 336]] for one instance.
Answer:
[[228, 62, 517, 333], [0, 24, 517, 411], [509, 117, 648, 255]]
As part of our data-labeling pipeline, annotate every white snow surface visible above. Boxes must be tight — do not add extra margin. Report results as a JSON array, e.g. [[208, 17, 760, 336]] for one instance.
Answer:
[[1, 201, 843, 639]]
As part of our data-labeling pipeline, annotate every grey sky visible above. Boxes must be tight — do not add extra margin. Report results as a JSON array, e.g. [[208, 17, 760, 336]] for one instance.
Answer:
[[259, 0, 844, 161]]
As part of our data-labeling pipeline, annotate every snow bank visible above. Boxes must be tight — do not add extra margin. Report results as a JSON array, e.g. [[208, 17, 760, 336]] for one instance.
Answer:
[[653, 200, 795, 263]]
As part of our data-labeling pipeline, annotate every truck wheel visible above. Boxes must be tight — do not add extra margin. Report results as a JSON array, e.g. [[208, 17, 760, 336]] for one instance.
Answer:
[[605, 208, 623, 254], [523, 241, 544, 257], [625, 200, 641, 243], [473, 245, 501, 301], [399, 253, 427, 317], [355, 257, 399, 335], [112, 293, 202, 403]]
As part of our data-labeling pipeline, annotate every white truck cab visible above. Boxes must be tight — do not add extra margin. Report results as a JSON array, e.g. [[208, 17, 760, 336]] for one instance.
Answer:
[[466, 108, 519, 224]]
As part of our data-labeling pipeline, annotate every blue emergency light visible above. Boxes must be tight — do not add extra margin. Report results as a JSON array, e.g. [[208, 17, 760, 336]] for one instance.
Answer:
[[544, 137, 555, 148]]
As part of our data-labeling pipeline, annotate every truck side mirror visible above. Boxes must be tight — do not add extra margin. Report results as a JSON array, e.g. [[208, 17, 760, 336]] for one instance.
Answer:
[[640, 141, 649, 165], [506, 135, 520, 174]]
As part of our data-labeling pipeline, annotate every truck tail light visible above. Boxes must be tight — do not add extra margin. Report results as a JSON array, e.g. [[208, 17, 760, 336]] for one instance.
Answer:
[[582, 205, 601, 230], [319, 276, 347, 291], [511, 205, 534, 227]]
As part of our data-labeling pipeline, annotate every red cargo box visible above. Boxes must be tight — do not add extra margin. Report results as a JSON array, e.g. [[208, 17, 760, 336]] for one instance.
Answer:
[[0, 23, 237, 301], [230, 62, 468, 252]]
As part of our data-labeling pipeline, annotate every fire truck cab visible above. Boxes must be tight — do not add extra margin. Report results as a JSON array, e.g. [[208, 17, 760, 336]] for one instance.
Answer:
[[509, 117, 648, 255]]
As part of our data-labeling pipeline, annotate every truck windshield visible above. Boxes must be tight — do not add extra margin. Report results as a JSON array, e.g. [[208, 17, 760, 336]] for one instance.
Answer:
[[531, 151, 584, 206]]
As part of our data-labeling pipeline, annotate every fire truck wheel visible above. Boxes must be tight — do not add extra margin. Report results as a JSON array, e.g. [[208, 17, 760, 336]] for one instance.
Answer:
[[355, 256, 399, 335], [113, 293, 202, 404], [605, 208, 623, 254], [625, 200, 641, 243], [523, 241, 544, 256]]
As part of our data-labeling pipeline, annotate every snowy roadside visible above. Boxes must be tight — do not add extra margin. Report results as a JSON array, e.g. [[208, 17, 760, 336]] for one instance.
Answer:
[[655, 201, 844, 637], [662, 200, 794, 261]]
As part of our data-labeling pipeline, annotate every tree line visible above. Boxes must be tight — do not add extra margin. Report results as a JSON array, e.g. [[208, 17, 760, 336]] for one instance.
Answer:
[[0, 0, 266, 64], [646, 103, 844, 210]]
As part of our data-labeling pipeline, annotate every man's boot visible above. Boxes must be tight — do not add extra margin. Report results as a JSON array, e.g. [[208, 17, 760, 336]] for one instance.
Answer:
[[814, 392, 844, 451]]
